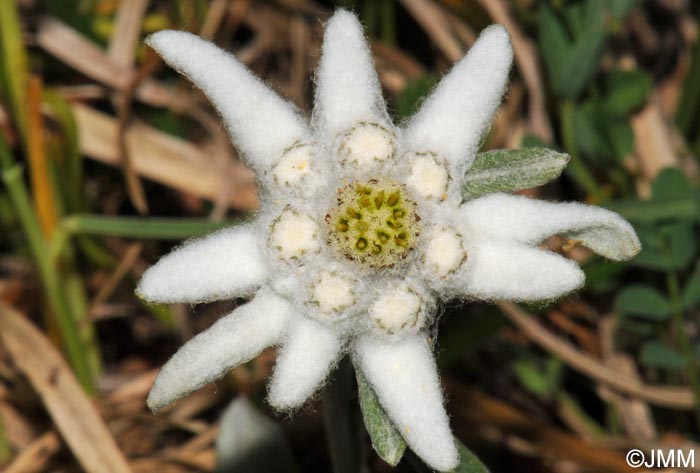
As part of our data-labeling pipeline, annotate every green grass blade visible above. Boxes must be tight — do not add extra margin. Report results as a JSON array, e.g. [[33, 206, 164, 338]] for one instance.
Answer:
[[61, 214, 240, 239], [0, 0, 30, 145], [0, 135, 94, 391]]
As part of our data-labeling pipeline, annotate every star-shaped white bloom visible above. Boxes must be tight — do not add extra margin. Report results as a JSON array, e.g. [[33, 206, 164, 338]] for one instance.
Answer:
[[138, 11, 640, 471]]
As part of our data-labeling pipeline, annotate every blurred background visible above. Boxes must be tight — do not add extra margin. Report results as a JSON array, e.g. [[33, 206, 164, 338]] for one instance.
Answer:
[[0, 0, 699, 472]]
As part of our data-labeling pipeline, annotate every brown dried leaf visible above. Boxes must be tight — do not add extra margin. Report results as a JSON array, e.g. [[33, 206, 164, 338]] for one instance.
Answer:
[[74, 104, 258, 210], [0, 303, 131, 473]]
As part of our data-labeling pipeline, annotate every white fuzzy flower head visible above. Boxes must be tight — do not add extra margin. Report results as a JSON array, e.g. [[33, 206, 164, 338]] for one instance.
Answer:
[[138, 11, 640, 472]]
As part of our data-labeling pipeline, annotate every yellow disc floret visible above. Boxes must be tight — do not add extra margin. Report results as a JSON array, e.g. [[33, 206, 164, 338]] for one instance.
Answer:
[[326, 180, 420, 268]]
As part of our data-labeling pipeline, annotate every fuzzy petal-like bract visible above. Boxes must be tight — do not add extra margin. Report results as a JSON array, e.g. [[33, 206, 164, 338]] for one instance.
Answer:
[[147, 289, 291, 411], [461, 193, 641, 260], [137, 225, 268, 303], [146, 31, 310, 170], [404, 25, 512, 177], [267, 317, 343, 409], [444, 239, 584, 301], [354, 335, 459, 472], [312, 10, 390, 137]]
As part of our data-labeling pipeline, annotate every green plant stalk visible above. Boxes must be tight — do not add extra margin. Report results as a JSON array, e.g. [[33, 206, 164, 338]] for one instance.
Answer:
[[0, 145, 94, 391], [666, 269, 700, 427], [61, 214, 238, 239], [62, 247, 102, 378], [323, 357, 365, 473], [557, 392, 608, 438], [559, 101, 606, 202], [0, 0, 29, 146]]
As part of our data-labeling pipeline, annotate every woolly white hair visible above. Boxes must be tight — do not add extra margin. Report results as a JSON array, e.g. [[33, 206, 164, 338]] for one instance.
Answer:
[[146, 288, 291, 411], [136, 226, 267, 303], [145, 31, 310, 172], [140, 11, 640, 472], [404, 25, 513, 180], [312, 10, 391, 138]]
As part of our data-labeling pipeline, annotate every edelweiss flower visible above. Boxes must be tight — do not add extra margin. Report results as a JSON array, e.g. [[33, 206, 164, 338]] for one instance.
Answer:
[[138, 10, 640, 471]]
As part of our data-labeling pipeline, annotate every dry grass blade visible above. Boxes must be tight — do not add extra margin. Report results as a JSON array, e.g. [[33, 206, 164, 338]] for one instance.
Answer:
[[446, 383, 636, 473], [598, 316, 658, 442], [89, 243, 143, 318], [498, 302, 695, 409], [73, 104, 258, 210], [400, 0, 463, 62], [200, 0, 231, 40], [4, 431, 61, 473], [109, 0, 150, 215], [0, 303, 131, 473], [107, 0, 149, 68], [476, 0, 553, 142], [36, 17, 191, 111]]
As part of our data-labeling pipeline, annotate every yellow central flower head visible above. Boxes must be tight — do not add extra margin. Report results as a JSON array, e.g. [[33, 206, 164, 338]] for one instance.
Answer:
[[326, 179, 420, 267]]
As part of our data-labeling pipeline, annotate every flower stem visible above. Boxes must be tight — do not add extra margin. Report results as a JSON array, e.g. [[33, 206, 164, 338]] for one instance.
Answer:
[[666, 270, 700, 428], [323, 357, 365, 473]]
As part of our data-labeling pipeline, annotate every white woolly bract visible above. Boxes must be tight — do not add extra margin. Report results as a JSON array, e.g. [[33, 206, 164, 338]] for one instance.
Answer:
[[147, 289, 291, 411], [137, 226, 267, 303], [312, 10, 390, 138], [460, 193, 642, 260], [146, 31, 310, 171], [355, 335, 459, 472], [448, 239, 585, 301], [268, 317, 343, 409], [404, 25, 512, 178]]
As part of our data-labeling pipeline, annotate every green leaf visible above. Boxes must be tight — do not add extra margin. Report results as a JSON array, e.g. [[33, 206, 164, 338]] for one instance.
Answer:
[[652, 168, 694, 202], [628, 225, 674, 271], [356, 369, 406, 466], [607, 168, 699, 224], [462, 148, 569, 199], [511, 356, 562, 400], [639, 341, 685, 371], [663, 221, 697, 269], [615, 285, 672, 321], [607, 121, 635, 162], [606, 198, 698, 225], [682, 270, 700, 310], [608, 0, 640, 21], [539, 4, 571, 94], [601, 70, 652, 117], [453, 441, 490, 473], [573, 101, 612, 160], [583, 260, 627, 293], [630, 222, 697, 271], [539, 3, 607, 100]]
